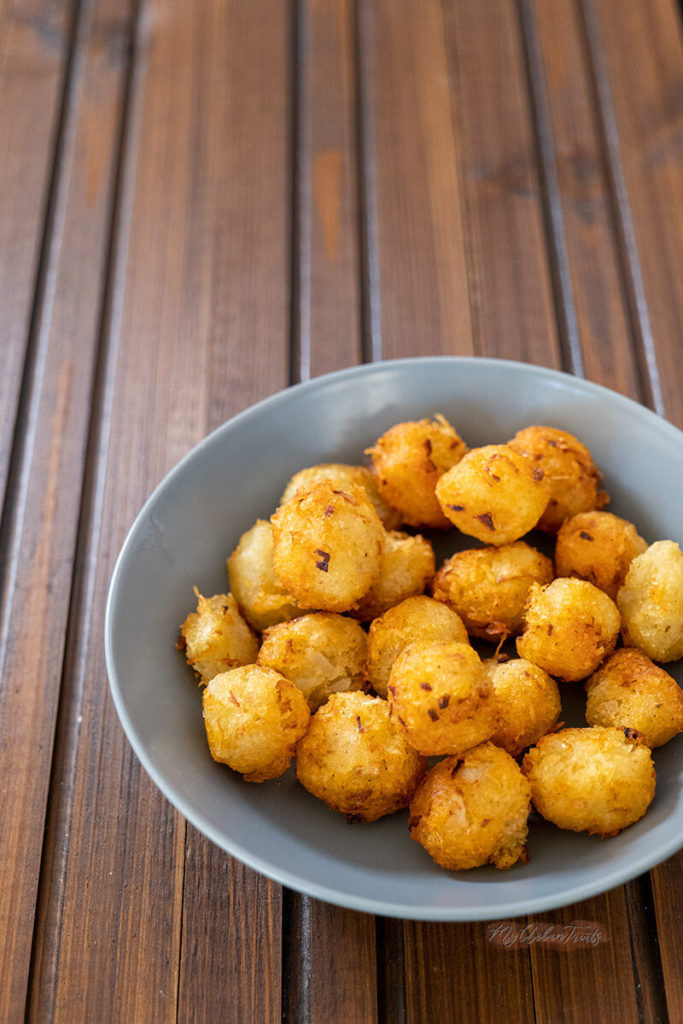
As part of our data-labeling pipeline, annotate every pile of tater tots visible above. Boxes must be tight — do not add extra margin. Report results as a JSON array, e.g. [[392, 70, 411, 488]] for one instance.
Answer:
[[177, 417, 683, 872]]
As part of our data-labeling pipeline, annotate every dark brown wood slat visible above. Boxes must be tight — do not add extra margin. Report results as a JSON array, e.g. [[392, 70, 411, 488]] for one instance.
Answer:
[[583, 2, 683, 1016], [25, 2, 292, 1021], [521, 0, 642, 393], [0, 2, 135, 1021], [0, 0, 71, 512], [441, 0, 561, 365], [518, 3, 672, 1021], [294, 0, 362, 379], [584, 0, 683, 426], [284, 3, 379, 1022], [361, 0, 473, 360]]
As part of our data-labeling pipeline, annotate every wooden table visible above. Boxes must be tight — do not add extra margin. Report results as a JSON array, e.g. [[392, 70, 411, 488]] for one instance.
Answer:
[[2, 0, 682, 1020]]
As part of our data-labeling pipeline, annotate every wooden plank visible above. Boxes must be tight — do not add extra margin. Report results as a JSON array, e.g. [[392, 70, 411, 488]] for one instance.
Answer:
[[26, 2, 292, 1022], [441, 0, 560, 365], [521, 0, 641, 394], [361, 0, 473, 359], [283, 4, 379, 1022], [0, 2, 134, 1021], [584, 0, 683, 428], [294, 0, 362, 379], [582, 3, 683, 1015], [0, 0, 71, 511]]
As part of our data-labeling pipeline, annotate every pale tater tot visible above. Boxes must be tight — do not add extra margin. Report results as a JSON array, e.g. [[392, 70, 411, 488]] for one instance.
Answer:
[[271, 480, 384, 613], [555, 511, 647, 600], [296, 692, 426, 822], [366, 595, 469, 698], [432, 541, 553, 640], [483, 658, 561, 757], [257, 612, 367, 710], [509, 425, 607, 533], [435, 444, 549, 545], [409, 744, 531, 870], [516, 578, 620, 682], [585, 648, 683, 747], [617, 540, 683, 663], [353, 530, 435, 621], [228, 519, 301, 631], [280, 463, 402, 529], [203, 665, 310, 782], [366, 415, 468, 529], [387, 641, 497, 757], [179, 589, 258, 684], [522, 726, 655, 836]]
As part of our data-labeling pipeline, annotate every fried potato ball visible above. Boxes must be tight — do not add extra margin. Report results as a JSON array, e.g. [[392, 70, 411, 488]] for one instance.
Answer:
[[435, 444, 549, 545], [482, 658, 561, 757], [409, 744, 531, 870], [179, 589, 258, 684], [227, 519, 301, 631], [366, 415, 468, 529], [516, 578, 621, 682], [585, 648, 683, 747], [257, 612, 367, 710], [280, 463, 402, 529], [387, 641, 497, 756], [509, 425, 607, 533], [271, 480, 384, 613], [555, 511, 647, 600], [617, 540, 683, 663], [296, 692, 426, 822], [353, 530, 435, 621], [432, 541, 553, 640], [366, 595, 469, 698], [522, 726, 655, 836], [203, 665, 310, 782]]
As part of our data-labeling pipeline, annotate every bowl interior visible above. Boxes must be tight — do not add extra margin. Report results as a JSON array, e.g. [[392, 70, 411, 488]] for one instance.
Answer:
[[106, 358, 683, 920]]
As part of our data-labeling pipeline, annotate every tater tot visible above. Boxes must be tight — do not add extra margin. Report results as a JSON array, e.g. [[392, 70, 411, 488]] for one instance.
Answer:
[[271, 480, 384, 613], [366, 415, 468, 528], [435, 444, 549, 545], [585, 648, 683, 747], [483, 658, 561, 757], [516, 578, 621, 682], [432, 541, 553, 640], [387, 641, 497, 756], [280, 463, 402, 529], [555, 511, 647, 600], [179, 589, 259, 684], [366, 595, 469, 698], [409, 744, 531, 870], [228, 519, 301, 631], [617, 540, 683, 662], [296, 692, 426, 822], [257, 612, 367, 710], [522, 726, 655, 836], [509, 425, 607, 533], [353, 529, 435, 621], [203, 665, 310, 782]]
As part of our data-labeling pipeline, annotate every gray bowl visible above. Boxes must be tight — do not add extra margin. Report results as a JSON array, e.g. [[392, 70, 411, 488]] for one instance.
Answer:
[[105, 357, 683, 920]]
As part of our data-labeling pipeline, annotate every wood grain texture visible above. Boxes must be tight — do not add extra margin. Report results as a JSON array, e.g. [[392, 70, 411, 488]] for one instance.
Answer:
[[360, 0, 472, 358], [441, 0, 560, 365], [28, 1, 292, 1021], [0, 0, 71, 512], [585, 0, 683, 425], [294, 0, 362, 379], [0, 2, 133, 1021]]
